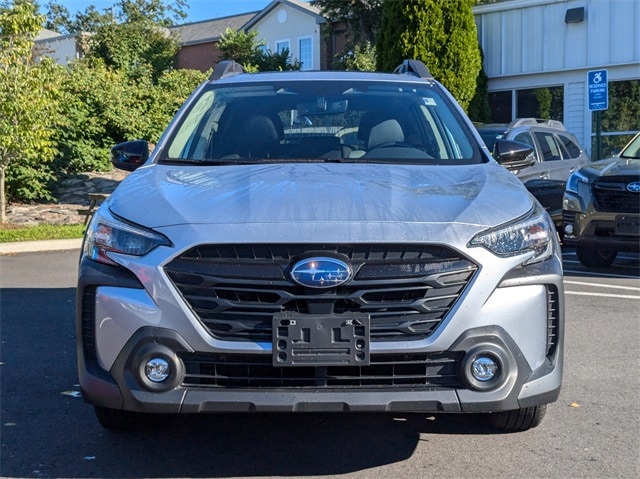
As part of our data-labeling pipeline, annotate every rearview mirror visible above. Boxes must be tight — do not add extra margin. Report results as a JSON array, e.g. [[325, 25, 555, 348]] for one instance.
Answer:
[[297, 98, 348, 116]]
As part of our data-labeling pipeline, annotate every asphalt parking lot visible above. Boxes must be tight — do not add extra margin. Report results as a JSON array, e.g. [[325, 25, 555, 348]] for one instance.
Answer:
[[0, 247, 638, 478]]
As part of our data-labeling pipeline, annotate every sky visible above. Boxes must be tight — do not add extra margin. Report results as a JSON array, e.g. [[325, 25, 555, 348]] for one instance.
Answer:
[[44, 1, 278, 24]]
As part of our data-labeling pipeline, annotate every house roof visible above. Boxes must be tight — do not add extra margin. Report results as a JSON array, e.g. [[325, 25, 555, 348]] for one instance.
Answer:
[[169, 12, 258, 46], [35, 28, 64, 42], [243, 0, 324, 30]]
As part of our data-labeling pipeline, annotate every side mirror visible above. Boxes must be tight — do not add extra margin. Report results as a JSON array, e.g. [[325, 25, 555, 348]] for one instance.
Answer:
[[111, 140, 150, 171], [493, 139, 536, 171]]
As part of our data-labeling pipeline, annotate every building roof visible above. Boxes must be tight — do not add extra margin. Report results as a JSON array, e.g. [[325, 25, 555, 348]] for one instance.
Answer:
[[35, 28, 64, 41], [243, 0, 324, 30], [169, 12, 258, 46]]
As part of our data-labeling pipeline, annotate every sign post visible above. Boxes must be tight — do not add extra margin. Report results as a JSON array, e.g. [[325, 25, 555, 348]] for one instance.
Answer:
[[588, 69, 608, 160]]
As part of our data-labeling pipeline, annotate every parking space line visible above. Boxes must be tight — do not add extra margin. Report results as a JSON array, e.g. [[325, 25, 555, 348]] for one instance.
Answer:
[[564, 280, 640, 291], [563, 268, 640, 279], [565, 291, 640, 300]]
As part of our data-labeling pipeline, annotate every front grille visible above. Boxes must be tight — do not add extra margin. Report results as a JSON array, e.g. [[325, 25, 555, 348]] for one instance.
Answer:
[[593, 176, 640, 213], [164, 244, 477, 342], [180, 351, 464, 389]]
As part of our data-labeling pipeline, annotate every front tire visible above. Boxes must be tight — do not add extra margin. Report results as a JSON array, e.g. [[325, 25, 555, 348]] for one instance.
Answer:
[[576, 244, 617, 267], [487, 404, 547, 432]]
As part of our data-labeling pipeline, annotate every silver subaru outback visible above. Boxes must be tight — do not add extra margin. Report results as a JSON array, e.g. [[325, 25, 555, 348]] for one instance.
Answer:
[[77, 60, 564, 432]]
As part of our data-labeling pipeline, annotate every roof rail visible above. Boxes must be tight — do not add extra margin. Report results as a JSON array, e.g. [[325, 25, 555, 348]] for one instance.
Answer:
[[509, 118, 566, 130], [210, 60, 246, 81], [393, 59, 432, 79]]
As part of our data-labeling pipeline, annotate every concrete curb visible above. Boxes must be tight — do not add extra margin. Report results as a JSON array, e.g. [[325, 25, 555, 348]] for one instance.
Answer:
[[0, 238, 83, 255]]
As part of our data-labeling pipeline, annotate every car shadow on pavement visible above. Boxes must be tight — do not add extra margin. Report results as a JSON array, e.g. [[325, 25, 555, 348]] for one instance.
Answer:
[[78, 412, 498, 478], [0, 285, 497, 479]]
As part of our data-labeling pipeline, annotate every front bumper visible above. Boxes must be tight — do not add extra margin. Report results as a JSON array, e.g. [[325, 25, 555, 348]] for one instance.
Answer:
[[562, 210, 640, 252], [77, 252, 564, 415], [78, 324, 562, 414]]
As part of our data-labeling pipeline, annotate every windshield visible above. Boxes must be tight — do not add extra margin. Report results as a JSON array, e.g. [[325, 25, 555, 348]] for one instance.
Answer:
[[620, 133, 640, 159], [164, 80, 482, 165], [478, 130, 506, 152]]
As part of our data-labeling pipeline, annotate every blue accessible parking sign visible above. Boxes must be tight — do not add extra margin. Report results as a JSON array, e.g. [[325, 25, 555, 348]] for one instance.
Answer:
[[588, 69, 608, 111]]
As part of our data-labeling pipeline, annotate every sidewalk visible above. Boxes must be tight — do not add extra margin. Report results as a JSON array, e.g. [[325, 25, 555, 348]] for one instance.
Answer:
[[0, 238, 83, 255]]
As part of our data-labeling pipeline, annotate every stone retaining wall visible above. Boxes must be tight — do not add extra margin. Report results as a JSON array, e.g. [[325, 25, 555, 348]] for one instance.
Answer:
[[6, 170, 129, 226]]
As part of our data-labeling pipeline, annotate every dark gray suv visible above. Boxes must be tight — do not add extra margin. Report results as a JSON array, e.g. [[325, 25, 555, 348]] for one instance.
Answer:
[[563, 132, 640, 267], [77, 60, 564, 432]]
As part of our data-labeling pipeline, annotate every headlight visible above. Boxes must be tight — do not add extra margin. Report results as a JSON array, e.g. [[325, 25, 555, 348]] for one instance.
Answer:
[[469, 203, 553, 265], [565, 170, 588, 194], [84, 209, 171, 266]]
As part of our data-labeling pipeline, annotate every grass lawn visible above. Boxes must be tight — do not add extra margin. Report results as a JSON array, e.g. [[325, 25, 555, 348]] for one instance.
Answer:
[[0, 223, 85, 243]]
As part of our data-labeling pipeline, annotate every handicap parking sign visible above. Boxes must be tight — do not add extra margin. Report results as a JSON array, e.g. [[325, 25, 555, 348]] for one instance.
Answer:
[[588, 70, 608, 111]]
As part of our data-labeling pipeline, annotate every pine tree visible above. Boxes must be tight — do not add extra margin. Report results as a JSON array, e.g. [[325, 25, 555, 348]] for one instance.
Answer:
[[376, 0, 481, 111]]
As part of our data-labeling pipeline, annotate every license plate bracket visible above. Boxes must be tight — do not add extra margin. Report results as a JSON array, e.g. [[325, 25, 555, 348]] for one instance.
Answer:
[[615, 215, 640, 236], [272, 312, 370, 367]]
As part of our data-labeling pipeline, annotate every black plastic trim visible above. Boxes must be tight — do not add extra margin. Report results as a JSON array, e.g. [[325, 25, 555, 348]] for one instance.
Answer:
[[80, 324, 558, 414]]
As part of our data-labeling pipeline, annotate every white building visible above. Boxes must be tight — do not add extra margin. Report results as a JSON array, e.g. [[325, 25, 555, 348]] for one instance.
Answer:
[[474, 0, 640, 158], [35, 29, 88, 65], [243, 0, 325, 71]]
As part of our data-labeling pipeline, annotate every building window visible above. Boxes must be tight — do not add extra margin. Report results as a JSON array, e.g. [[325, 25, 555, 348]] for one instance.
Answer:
[[488, 91, 512, 123], [298, 37, 312, 70], [276, 40, 290, 55], [516, 86, 563, 122], [591, 79, 640, 158]]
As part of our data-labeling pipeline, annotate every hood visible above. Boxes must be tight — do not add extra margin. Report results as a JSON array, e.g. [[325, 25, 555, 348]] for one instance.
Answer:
[[108, 162, 533, 229], [579, 157, 640, 179]]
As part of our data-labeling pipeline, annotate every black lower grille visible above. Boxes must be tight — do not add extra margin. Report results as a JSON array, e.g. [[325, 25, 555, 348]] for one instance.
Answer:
[[81, 287, 97, 360], [546, 286, 560, 358], [180, 351, 464, 389], [593, 176, 640, 213], [164, 244, 477, 342]]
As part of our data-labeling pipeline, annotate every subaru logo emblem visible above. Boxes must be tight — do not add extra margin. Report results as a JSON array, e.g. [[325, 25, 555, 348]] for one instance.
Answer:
[[627, 182, 640, 193], [290, 257, 352, 289]]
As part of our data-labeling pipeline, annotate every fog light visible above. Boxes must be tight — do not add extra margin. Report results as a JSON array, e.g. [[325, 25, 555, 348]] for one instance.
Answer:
[[145, 357, 170, 382], [564, 223, 574, 235], [471, 356, 499, 382]]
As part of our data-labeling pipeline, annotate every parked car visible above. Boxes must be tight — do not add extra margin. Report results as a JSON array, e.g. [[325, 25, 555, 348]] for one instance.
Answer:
[[77, 60, 564, 432], [476, 118, 591, 227], [562, 132, 640, 267]]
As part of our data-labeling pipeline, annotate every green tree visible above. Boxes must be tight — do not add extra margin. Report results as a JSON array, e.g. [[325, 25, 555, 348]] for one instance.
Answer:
[[0, 0, 62, 220], [54, 59, 207, 174], [333, 42, 377, 71], [312, 0, 383, 45], [217, 28, 301, 72], [312, 0, 382, 70], [217, 28, 265, 70], [468, 48, 491, 123], [44, 0, 187, 34], [118, 0, 186, 26], [86, 21, 178, 81], [376, 0, 482, 111]]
